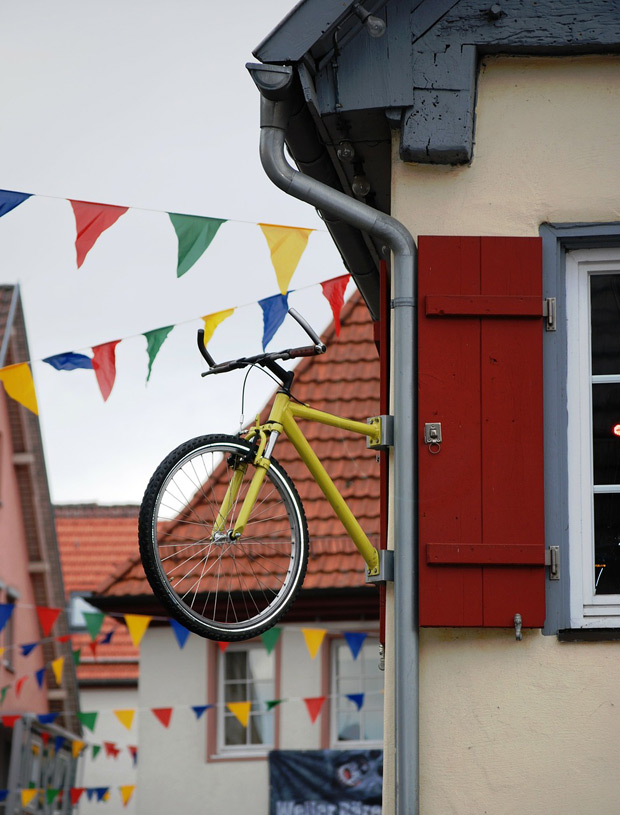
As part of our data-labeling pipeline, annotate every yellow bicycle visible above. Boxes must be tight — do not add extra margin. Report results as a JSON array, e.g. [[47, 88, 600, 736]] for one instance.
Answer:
[[139, 309, 386, 641]]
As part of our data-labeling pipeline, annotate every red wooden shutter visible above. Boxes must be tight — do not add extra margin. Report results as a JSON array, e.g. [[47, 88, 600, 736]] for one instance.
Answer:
[[418, 236, 545, 627]]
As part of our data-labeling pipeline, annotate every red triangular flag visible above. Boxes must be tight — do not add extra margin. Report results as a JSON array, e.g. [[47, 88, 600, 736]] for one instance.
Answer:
[[70, 200, 128, 268], [15, 676, 27, 697], [320, 274, 350, 336], [2, 715, 21, 728], [217, 642, 230, 653], [151, 707, 173, 728], [36, 606, 61, 637], [70, 789, 85, 805], [303, 696, 326, 724], [56, 634, 72, 644], [88, 641, 98, 659], [103, 741, 120, 758], [92, 340, 120, 402]]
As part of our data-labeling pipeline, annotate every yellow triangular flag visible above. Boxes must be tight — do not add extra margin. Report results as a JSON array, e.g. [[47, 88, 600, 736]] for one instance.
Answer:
[[201, 308, 235, 346], [51, 656, 64, 685], [72, 739, 86, 758], [301, 628, 327, 659], [124, 614, 152, 647], [120, 785, 136, 807], [0, 362, 38, 414], [114, 709, 135, 730], [21, 789, 39, 806], [0, 647, 4, 659], [258, 223, 313, 295], [227, 701, 251, 728]]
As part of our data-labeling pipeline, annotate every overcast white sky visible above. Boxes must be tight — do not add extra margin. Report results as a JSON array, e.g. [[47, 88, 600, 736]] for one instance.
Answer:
[[0, 1, 353, 505]]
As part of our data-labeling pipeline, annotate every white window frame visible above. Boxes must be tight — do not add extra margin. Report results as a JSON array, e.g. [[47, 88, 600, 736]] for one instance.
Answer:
[[216, 642, 275, 757], [567, 248, 620, 627], [330, 635, 384, 749]]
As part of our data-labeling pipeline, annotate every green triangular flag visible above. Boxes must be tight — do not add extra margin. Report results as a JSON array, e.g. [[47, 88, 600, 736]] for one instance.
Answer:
[[0, 685, 9, 704], [92, 744, 102, 760], [72, 648, 81, 666], [169, 213, 226, 278], [83, 612, 105, 642], [46, 789, 60, 805], [265, 699, 283, 711], [78, 711, 98, 733], [260, 627, 281, 655], [144, 326, 174, 381]]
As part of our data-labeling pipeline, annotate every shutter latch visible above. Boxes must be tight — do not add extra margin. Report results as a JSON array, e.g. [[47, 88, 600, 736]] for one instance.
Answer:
[[545, 545, 560, 580], [542, 297, 557, 331]]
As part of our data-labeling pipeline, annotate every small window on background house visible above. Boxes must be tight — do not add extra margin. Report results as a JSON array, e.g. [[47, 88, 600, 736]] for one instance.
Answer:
[[567, 249, 620, 626], [331, 636, 384, 747], [217, 643, 275, 754], [2, 590, 17, 672]]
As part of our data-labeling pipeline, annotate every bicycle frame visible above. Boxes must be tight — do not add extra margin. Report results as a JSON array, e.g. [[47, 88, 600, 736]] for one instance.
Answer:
[[218, 390, 382, 578]]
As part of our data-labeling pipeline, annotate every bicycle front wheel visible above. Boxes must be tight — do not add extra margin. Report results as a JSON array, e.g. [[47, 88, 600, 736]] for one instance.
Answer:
[[139, 434, 309, 641]]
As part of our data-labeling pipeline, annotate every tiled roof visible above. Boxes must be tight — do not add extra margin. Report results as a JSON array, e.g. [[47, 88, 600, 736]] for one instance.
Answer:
[[96, 294, 381, 607], [55, 504, 141, 682]]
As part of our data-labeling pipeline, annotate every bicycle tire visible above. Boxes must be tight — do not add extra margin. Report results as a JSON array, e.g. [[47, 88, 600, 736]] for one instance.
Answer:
[[139, 434, 309, 641]]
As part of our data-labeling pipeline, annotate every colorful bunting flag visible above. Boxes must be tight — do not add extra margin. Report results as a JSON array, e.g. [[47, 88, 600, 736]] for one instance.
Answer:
[[46, 789, 60, 805], [124, 614, 151, 647], [36, 606, 61, 637], [191, 705, 213, 719], [37, 713, 59, 726], [113, 709, 135, 730], [43, 352, 92, 371], [201, 308, 235, 346], [217, 642, 230, 653], [259, 224, 312, 295], [92, 744, 102, 760], [120, 785, 136, 807], [19, 643, 38, 657], [72, 648, 81, 666], [72, 740, 86, 758], [321, 274, 350, 336], [0, 363, 38, 414], [54, 736, 65, 753], [304, 696, 326, 724], [344, 631, 367, 660], [21, 789, 39, 807], [56, 634, 72, 644], [2, 715, 20, 728], [70, 200, 129, 269], [70, 788, 85, 806], [0, 687, 8, 705], [77, 711, 99, 733], [0, 189, 31, 217], [260, 627, 281, 655], [35, 668, 46, 689], [128, 745, 138, 765], [0, 790, 7, 803], [169, 618, 190, 649], [259, 293, 289, 350], [95, 787, 109, 802], [144, 327, 173, 382], [103, 741, 120, 758], [227, 701, 251, 728], [99, 629, 115, 645], [92, 340, 120, 402], [346, 693, 365, 711], [265, 699, 283, 711], [169, 213, 226, 278], [88, 641, 98, 659], [151, 707, 173, 728], [83, 611, 105, 641], [301, 628, 327, 660], [15, 676, 27, 697], [51, 657, 64, 686]]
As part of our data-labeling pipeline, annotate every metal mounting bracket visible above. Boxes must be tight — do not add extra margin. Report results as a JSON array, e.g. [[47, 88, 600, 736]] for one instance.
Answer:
[[545, 545, 560, 580], [543, 297, 557, 331], [366, 550, 394, 584], [366, 415, 394, 450]]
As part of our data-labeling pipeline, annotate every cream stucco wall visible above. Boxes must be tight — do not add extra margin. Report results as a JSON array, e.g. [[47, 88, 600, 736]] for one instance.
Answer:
[[384, 55, 620, 815]]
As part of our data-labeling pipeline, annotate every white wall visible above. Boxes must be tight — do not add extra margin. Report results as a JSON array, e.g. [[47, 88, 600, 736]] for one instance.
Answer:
[[384, 55, 620, 815]]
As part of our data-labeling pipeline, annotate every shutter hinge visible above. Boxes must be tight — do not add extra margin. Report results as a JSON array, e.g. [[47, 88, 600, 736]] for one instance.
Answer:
[[542, 297, 557, 331], [545, 545, 560, 580]]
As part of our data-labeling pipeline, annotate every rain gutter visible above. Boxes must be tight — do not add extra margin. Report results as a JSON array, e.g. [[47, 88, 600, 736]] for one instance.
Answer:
[[247, 63, 419, 815]]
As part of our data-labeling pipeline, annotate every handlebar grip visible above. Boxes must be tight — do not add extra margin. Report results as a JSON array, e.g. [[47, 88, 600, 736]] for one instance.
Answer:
[[288, 346, 322, 359], [197, 329, 217, 368], [288, 308, 324, 348]]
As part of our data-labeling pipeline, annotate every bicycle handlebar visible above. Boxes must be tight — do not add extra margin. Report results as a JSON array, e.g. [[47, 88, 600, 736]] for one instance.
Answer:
[[197, 308, 326, 378]]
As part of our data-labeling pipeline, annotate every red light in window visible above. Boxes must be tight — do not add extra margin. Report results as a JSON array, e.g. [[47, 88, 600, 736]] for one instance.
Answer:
[[614, 425, 620, 437]]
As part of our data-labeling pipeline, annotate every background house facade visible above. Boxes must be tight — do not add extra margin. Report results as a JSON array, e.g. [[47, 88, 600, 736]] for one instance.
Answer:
[[251, 3, 620, 813]]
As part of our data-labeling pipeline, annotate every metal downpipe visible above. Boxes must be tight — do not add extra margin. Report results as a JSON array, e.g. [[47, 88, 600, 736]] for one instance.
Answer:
[[254, 89, 419, 815]]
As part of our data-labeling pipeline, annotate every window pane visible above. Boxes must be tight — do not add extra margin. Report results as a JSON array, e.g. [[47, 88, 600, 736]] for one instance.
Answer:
[[591, 274, 620, 376], [592, 384, 620, 485], [221, 646, 275, 749], [225, 651, 246, 680], [224, 714, 245, 745], [363, 709, 384, 742], [332, 638, 383, 745], [593, 493, 620, 595]]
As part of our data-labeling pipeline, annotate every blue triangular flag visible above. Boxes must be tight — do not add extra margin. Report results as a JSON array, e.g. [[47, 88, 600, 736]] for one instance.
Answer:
[[344, 631, 367, 660], [99, 629, 115, 645], [85, 789, 96, 801], [53, 735, 65, 753], [20, 642, 38, 657], [0, 604, 14, 634], [169, 619, 190, 649], [346, 693, 365, 711], [258, 293, 289, 350], [0, 189, 31, 218], [0, 790, 8, 803], [95, 788, 108, 802], [43, 352, 93, 371], [35, 668, 47, 689], [38, 712, 59, 725], [191, 705, 213, 720]]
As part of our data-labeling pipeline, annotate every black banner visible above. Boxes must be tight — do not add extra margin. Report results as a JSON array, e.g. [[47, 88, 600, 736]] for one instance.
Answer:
[[269, 749, 382, 815]]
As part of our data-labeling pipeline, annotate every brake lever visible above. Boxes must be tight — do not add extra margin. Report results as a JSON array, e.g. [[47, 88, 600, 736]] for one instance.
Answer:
[[288, 308, 326, 353], [197, 329, 217, 368]]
